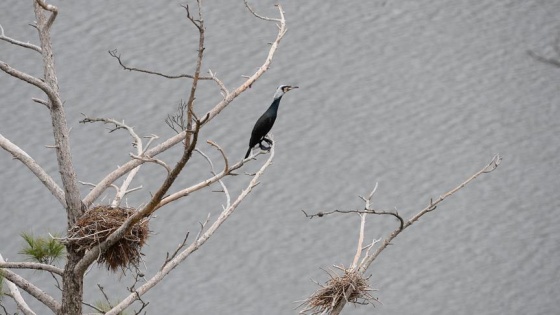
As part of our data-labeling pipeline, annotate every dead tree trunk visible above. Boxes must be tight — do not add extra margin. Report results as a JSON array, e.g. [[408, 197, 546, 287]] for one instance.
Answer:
[[33, 2, 85, 314]]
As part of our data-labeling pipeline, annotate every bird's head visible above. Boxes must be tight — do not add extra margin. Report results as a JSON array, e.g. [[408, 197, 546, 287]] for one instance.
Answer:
[[273, 85, 299, 99]]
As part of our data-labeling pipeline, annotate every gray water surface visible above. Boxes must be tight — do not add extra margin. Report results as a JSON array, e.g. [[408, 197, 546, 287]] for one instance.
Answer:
[[1, 1, 559, 314]]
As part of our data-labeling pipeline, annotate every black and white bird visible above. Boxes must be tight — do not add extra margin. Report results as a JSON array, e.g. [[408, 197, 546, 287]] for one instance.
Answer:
[[244, 85, 298, 159]]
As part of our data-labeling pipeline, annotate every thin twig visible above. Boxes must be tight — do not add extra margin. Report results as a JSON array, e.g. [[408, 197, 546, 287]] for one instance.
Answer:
[[0, 24, 42, 53], [359, 154, 502, 273], [244, 0, 282, 22], [208, 69, 229, 97], [83, 3, 287, 207], [300, 155, 502, 315], [104, 141, 276, 315], [80, 115, 151, 207], [82, 301, 104, 314], [108, 49, 212, 80], [196, 142, 231, 208], [302, 209, 404, 229], [161, 232, 190, 269], [97, 284, 113, 308], [130, 154, 171, 174]]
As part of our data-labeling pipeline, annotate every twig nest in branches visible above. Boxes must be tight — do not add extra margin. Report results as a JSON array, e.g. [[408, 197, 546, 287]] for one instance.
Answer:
[[299, 268, 378, 314], [67, 205, 149, 272]]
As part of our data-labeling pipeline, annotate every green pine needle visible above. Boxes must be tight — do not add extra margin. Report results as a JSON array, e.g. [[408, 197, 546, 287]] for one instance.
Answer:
[[19, 232, 65, 265]]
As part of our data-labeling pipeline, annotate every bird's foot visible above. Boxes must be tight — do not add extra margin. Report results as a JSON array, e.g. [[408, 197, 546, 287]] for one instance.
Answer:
[[259, 142, 272, 151]]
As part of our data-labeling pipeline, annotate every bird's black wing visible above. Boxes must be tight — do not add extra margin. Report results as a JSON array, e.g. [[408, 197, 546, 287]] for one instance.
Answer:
[[249, 114, 276, 148]]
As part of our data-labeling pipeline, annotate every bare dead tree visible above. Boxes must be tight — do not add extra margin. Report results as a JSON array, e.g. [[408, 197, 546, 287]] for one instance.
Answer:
[[299, 155, 502, 315], [0, 1, 288, 314]]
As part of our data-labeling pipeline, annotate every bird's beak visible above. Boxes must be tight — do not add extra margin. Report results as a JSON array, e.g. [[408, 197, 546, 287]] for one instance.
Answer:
[[288, 86, 299, 91]]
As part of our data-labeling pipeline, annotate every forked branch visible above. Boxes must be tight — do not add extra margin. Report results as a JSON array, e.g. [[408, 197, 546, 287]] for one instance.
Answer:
[[300, 155, 502, 315], [82, 3, 288, 207], [199, 3, 287, 124], [104, 144, 276, 315], [0, 256, 61, 313], [0, 133, 66, 207], [108, 49, 212, 80], [0, 24, 42, 53], [77, 1, 207, 273]]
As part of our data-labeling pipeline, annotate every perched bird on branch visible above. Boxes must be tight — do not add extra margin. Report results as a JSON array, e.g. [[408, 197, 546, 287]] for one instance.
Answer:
[[244, 85, 298, 159]]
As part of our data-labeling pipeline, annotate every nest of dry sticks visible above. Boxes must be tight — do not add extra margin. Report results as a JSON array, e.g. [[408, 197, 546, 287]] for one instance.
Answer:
[[68, 205, 149, 271], [299, 267, 379, 315]]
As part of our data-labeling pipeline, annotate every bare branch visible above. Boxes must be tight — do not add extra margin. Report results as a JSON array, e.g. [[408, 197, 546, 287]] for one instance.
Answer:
[[76, 4, 209, 265], [83, 130, 188, 206], [80, 115, 156, 207], [126, 0, 207, 221], [362, 155, 501, 274], [0, 254, 37, 315], [165, 100, 189, 133], [196, 142, 231, 208], [82, 302, 104, 314], [301, 155, 502, 315], [200, 4, 287, 125], [79, 116, 143, 148], [208, 69, 229, 97], [32, 97, 50, 108], [244, 0, 282, 22], [0, 24, 41, 53], [108, 49, 212, 80], [182, 0, 205, 150], [351, 213, 367, 270], [0, 261, 63, 276], [0, 260, 61, 313], [32, 0, 84, 225], [0, 61, 59, 104], [161, 232, 190, 269], [104, 141, 276, 315], [206, 140, 229, 174], [360, 237, 382, 267], [302, 208, 404, 229], [155, 155, 248, 210], [181, 2, 203, 30], [76, 120, 201, 275], [83, 3, 288, 206], [130, 153, 171, 174], [0, 133, 66, 207]]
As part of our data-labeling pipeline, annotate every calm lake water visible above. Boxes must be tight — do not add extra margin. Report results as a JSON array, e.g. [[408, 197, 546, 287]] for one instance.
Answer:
[[1, 1, 559, 314]]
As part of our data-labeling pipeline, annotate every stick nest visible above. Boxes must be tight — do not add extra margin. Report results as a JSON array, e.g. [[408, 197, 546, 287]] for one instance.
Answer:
[[68, 205, 149, 271], [299, 267, 379, 315]]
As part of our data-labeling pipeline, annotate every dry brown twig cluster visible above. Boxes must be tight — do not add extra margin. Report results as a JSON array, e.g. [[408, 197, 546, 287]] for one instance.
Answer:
[[67, 205, 150, 272], [298, 265, 379, 315]]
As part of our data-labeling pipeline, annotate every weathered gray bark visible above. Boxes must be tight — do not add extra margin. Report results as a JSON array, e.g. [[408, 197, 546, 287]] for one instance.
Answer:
[[33, 1, 84, 226], [33, 2, 85, 314]]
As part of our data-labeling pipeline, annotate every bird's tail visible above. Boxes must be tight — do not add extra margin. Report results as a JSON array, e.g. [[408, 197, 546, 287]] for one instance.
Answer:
[[244, 147, 252, 159]]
